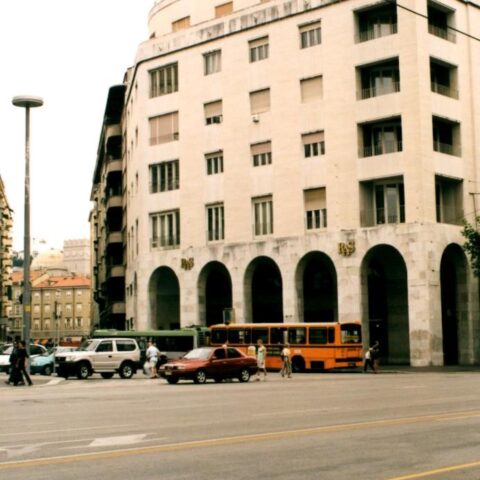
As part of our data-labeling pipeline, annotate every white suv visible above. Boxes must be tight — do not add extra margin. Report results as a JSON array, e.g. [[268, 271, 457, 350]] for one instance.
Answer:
[[55, 338, 140, 380]]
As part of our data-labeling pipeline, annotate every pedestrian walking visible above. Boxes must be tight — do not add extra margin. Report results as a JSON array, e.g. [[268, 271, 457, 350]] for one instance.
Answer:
[[255, 338, 267, 381], [146, 341, 160, 378], [15, 341, 33, 386], [371, 341, 380, 373], [363, 347, 375, 373], [5, 339, 23, 386], [280, 343, 292, 378]]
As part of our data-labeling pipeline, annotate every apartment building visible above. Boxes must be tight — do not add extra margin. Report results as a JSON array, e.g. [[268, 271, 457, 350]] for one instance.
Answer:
[[8, 271, 91, 344], [0, 177, 13, 342], [93, 0, 480, 366], [91, 86, 127, 330]]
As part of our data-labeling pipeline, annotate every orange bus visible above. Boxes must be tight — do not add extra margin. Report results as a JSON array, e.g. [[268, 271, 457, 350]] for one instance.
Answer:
[[210, 322, 362, 372]]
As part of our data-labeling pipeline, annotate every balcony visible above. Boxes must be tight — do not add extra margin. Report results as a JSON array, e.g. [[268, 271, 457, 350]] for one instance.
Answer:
[[428, 22, 456, 42], [433, 141, 461, 157], [428, 2, 456, 43], [356, 4, 398, 43], [105, 195, 122, 211], [107, 231, 123, 245], [106, 159, 122, 175], [433, 117, 461, 157], [362, 140, 402, 157]]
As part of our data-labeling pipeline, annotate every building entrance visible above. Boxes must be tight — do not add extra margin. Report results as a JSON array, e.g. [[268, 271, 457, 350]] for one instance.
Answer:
[[149, 266, 180, 329]]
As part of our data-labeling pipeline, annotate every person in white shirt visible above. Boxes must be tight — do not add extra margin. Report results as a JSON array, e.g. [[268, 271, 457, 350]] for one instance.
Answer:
[[280, 343, 292, 378], [146, 341, 160, 379]]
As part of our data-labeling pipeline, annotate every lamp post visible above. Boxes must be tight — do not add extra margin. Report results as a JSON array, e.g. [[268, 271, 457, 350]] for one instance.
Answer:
[[12, 95, 43, 356]]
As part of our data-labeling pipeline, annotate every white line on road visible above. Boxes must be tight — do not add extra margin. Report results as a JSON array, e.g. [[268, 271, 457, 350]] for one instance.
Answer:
[[89, 434, 147, 448], [0, 424, 137, 438]]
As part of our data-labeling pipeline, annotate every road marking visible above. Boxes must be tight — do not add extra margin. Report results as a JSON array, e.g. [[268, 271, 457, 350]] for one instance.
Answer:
[[387, 460, 480, 479], [0, 410, 479, 470], [0, 424, 136, 438], [89, 435, 146, 448]]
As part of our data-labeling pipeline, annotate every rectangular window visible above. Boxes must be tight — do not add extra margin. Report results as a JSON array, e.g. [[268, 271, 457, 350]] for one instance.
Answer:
[[150, 160, 180, 192], [250, 89, 270, 115], [149, 112, 179, 145], [251, 141, 272, 167], [205, 151, 224, 175], [207, 203, 225, 241], [150, 63, 178, 98], [172, 16, 190, 32], [299, 21, 322, 48], [302, 131, 325, 157], [374, 183, 405, 224], [204, 50, 221, 75], [249, 36, 269, 63], [304, 188, 327, 229], [204, 100, 223, 125], [253, 196, 273, 236], [300, 76, 323, 102], [215, 2, 233, 17], [151, 210, 180, 248]]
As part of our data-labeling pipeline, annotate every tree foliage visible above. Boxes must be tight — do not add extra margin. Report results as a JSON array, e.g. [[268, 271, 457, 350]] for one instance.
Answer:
[[462, 218, 480, 277]]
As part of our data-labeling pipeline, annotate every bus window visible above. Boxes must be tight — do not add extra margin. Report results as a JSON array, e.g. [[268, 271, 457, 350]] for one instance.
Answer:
[[328, 327, 335, 344], [270, 327, 287, 345], [251, 328, 268, 344], [288, 327, 306, 345], [228, 329, 245, 344], [158, 336, 194, 352], [211, 328, 227, 345], [244, 328, 252, 345], [309, 328, 327, 345], [341, 324, 362, 344]]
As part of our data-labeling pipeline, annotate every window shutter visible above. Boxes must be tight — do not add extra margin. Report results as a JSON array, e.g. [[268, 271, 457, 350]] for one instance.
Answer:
[[301, 76, 323, 102], [204, 101, 222, 118], [250, 89, 271, 114], [215, 2, 233, 17], [302, 131, 324, 145], [251, 141, 271, 155], [304, 188, 326, 210]]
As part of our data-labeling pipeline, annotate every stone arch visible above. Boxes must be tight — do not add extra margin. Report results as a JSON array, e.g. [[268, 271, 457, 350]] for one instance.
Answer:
[[440, 243, 468, 365], [361, 244, 410, 364], [244, 256, 283, 323], [295, 251, 338, 322], [197, 261, 232, 327], [148, 266, 180, 329]]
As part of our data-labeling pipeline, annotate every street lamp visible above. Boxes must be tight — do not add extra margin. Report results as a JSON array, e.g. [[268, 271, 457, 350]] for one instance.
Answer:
[[12, 95, 43, 356]]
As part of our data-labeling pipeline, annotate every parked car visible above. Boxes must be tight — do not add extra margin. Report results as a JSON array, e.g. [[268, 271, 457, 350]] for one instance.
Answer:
[[159, 346, 257, 384], [30, 346, 77, 376], [55, 338, 140, 380], [0, 344, 48, 374]]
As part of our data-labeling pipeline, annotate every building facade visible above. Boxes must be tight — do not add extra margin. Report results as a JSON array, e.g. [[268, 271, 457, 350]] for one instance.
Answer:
[[91, 86, 127, 330], [8, 271, 91, 344], [63, 239, 91, 276], [0, 177, 13, 342], [93, 0, 480, 366]]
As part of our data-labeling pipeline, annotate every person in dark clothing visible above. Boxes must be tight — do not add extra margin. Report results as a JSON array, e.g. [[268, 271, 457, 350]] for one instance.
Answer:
[[5, 340, 23, 385], [15, 341, 32, 386]]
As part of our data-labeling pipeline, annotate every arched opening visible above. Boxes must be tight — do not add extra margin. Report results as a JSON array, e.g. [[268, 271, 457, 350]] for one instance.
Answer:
[[148, 266, 180, 329], [245, 257, 283, 323], [361, 245, 409, 364], [198, 262, 232, 327], [296, 252, 338, 322], [440, 244, 468, 365]]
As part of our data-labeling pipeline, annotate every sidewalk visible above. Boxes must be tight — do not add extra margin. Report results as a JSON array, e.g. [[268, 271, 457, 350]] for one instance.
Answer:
[[0, 374, 61, 388]]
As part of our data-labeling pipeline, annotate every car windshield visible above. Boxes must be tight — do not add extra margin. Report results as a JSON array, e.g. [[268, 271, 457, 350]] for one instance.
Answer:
[[77, 340, 99, 352], [183, 348, 212, 360]]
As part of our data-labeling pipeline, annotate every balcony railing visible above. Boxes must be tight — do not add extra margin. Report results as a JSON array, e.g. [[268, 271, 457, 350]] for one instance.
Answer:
[[431, 82, 458, 99], [362, 140, 403, 157], [357, 22, 397, 43], [359, 81, 400, 100], [151, 236, 180, 249], [428, 23, 456, 42], [433, 141, 461, 156]]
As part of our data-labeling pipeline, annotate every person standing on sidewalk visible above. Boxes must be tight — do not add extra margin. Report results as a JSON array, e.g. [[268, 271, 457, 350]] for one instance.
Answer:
[[371, 341, 380, 373], [15, 341, 33, 386], [255, 338, 267, 381], [280, 343, 292, 378], [146, 341, 160, 379]]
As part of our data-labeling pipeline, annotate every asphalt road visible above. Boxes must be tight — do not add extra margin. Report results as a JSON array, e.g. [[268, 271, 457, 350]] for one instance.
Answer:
[[1, 369, 480, 480]]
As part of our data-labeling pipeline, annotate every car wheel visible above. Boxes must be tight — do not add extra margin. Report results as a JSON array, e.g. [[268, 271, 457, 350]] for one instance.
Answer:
[[101, 372, 114, 379], [238, 368, 251, 383], [42, 364, 53, 376], [119, 362, 134, 379], [166, 377, 179, 384], [76, 362, 90, 380], [193, 369, 207, 384]]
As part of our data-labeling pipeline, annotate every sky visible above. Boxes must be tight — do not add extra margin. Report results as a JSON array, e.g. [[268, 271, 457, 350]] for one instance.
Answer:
[[0, 0, 154, 252]]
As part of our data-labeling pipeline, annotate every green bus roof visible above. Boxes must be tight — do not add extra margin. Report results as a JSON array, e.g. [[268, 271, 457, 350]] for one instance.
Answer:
[[92, 327, 208, 338]]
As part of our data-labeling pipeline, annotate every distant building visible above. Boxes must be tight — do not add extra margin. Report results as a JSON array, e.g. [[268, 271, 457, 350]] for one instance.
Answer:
[[31, 249, 65, 271], [8, 271, 91, 344], [63, 239, 90, 276], [0, 176, 13, 342]]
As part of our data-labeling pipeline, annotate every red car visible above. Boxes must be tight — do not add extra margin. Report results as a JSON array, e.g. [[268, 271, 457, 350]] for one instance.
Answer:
[[159, 346, 257, 384]]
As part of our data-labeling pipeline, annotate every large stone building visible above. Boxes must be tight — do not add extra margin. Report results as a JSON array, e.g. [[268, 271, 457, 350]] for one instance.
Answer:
[[91, 0, 480, 366], [0, 176, 13, 342], [63, 239, 91, 276]]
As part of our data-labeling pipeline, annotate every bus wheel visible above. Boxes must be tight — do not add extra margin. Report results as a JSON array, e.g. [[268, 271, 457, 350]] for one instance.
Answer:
[[291, 357, 305, 373], [166, 377, 179, 384]]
